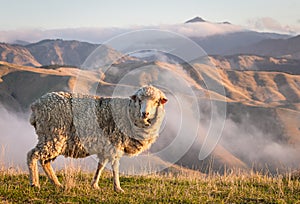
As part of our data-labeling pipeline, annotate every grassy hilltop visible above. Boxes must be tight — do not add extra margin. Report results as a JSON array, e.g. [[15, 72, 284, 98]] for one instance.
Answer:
[[0, 168, 299, 203]]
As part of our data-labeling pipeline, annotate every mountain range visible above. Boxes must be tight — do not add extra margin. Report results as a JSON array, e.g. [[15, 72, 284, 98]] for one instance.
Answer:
[[0, 39, 99, 67], [1, 34, 299, 68], [1, 17, 299, 68]]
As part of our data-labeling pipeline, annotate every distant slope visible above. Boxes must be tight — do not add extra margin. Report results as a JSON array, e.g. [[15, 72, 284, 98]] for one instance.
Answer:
[[0, 43, 41, 66], [209, 55, 300, 74], [26, 39, 99, 66], [0, 31, 292, 66], [0, 61, 102, 110], [183, 16, 291, 55], [0, 39, 130, 67], [190, 31, 290, 55], [231, 35, 300, 59], [191, 62, 300, 109]]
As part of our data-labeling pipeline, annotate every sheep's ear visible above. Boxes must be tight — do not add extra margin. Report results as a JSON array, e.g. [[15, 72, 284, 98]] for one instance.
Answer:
[[130, 95, 137, 101], [160, 97, 168, 105]]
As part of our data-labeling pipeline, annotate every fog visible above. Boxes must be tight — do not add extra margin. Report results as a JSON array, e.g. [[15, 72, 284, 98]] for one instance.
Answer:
[[0, 105, 35, 169], [220, 116, 300, 171], [0, 22, 244, 44]]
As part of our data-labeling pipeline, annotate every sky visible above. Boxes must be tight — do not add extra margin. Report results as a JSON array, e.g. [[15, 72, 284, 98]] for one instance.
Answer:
[[0, 0, 299, 42]]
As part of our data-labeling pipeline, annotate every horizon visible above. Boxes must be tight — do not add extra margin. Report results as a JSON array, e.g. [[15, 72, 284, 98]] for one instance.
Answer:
[[1, 0, 299, 30], [0, 18, 297, 44]]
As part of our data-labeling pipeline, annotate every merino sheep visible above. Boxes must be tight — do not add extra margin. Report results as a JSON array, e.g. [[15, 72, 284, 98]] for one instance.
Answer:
[[27, 85, 168, 192]]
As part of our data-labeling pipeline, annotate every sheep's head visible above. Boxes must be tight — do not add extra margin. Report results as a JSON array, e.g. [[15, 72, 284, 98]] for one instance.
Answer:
[[130, 85, 168, 128]]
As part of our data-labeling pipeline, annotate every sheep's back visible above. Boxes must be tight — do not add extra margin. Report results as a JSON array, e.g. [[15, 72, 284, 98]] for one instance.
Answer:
[[31, 92, 74, 136]]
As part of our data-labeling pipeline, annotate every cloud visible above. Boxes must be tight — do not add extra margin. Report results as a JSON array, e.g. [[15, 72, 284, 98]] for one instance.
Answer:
[[0, 28, 129, 44], [219, 116, 300, 171], [247, 17, 300, 34], [0, 105, 36, 169], [0, 22, 245, 44], [159, 22, 245, 38]]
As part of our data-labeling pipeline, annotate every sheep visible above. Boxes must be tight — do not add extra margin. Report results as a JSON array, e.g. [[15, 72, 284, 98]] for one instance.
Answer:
[[27, 85, 168, 192]]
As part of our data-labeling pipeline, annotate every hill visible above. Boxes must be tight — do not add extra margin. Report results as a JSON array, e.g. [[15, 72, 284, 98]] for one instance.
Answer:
[[231, 35, 300, 59], [0, 30, 293, 67], [1, 57, 300, 173], [0, 43, 41, 67], [1, 170, 299, 203], [26, 39, 100, 66], [0, 39, 130, 67], [209, 54, 300, 74]]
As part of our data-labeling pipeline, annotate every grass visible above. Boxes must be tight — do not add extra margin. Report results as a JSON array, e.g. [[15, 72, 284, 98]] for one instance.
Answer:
[[0, 166, 300, 203]]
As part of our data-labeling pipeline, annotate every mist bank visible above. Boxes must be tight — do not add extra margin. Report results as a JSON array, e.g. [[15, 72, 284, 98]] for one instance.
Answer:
[[0, 23, 245, 44]]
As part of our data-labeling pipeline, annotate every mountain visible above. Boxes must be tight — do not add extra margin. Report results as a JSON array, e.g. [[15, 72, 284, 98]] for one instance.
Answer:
[[185, 16, 206, 23], [220, 21, 231, 25], [191, 31, 290, 55], [0, 39, 100, 67], [0, 39, 137, 68], [25, 39, 100, 66], [231, 35, 300, 59], [209, 55, 300, 74], [0, 61, 101, 111], [185, 16, 231, 25], [0, 17, 295, 58], [0, 43, 41, 66], [182, 17, 291, 55], [0, 30, 293, 67]]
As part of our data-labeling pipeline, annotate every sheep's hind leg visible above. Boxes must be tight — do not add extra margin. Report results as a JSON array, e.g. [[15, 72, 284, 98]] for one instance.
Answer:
[[91, 158, 108, 189], [40, 159, 62, 188], [112, 158, 124, 193], [27, 148, 40, 188]]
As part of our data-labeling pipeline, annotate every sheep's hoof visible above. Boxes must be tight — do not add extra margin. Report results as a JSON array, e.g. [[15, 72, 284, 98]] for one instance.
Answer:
[[54, 184, 63, 190], [114, 187, 124, 193], [91, 183, 100, 190], [30, 184, 40, 189]]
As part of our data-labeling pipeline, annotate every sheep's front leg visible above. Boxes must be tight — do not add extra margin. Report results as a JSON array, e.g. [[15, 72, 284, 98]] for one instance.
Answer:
[[91, 158, 108, 189], [112, 158, 124, 192]]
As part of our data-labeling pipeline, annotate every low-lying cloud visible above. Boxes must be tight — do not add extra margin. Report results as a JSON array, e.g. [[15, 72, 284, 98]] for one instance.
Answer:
[[0, 105, 36, 169], [0, 22, 245, 44], [247, 17, 300, 34], [220, 118, 300, 170]]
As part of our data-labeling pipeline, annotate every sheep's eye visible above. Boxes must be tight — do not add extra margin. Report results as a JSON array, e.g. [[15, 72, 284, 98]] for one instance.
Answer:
[[138, 99, 142, 104]]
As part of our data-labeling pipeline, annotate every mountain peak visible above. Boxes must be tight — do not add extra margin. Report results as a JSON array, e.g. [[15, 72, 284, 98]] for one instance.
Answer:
[[221, 21, 231, 25], [185, 16, 206, 24]]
